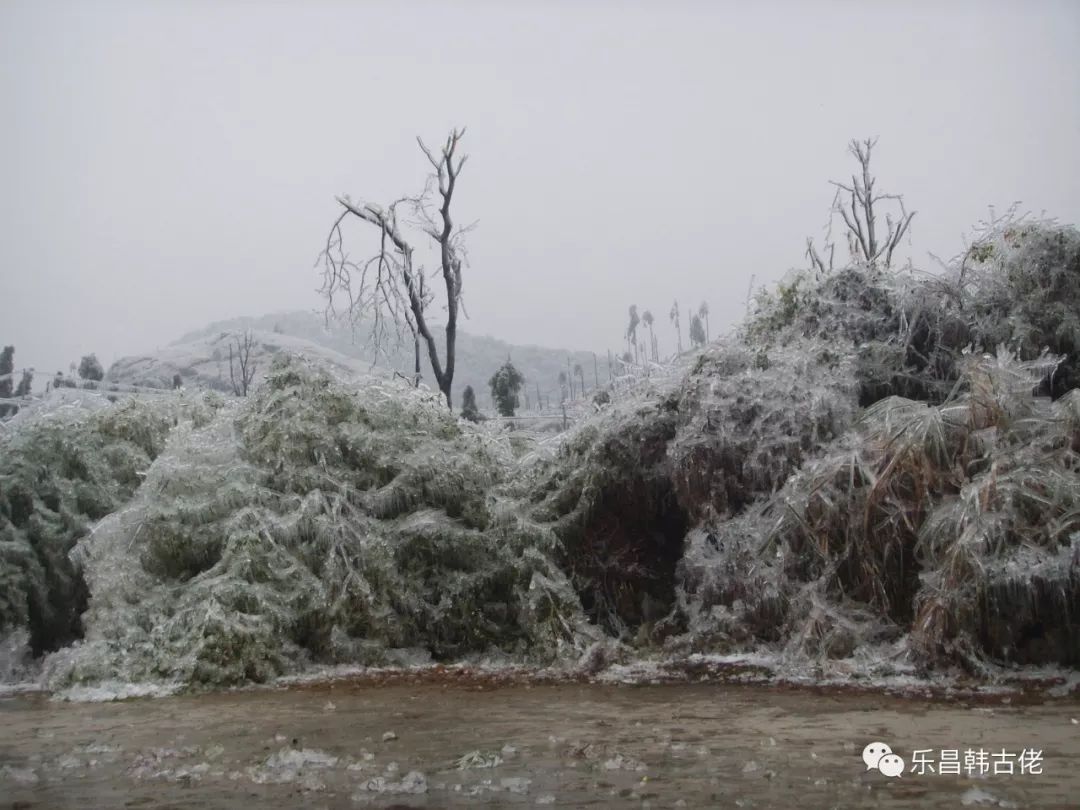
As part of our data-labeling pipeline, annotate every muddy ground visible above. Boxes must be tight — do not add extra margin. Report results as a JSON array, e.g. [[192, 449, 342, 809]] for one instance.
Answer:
[[2, 678, 1078, 808]]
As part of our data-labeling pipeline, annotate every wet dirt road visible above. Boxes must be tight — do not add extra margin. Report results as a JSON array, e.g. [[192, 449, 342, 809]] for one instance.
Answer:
[[2, 679, 1078, 808]]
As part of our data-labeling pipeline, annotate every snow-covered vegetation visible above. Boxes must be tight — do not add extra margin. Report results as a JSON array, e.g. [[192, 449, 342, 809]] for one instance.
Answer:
[[40, 358, 591, 688], [2, 215, 1079, 690], [0, 392, 215, 671]]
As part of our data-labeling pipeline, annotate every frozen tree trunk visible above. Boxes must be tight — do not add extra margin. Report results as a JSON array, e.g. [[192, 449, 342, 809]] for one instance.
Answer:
[[413, 333, 421, 387]]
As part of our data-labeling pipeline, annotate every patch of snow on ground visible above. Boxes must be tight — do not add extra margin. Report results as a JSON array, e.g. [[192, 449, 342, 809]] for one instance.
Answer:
[[52, 680, 183, 702]]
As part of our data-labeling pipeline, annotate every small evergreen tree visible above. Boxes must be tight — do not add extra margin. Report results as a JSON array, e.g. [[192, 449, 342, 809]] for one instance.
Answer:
[[690, 313, 707, 347], [0, 346, 14, 416], [489, 360, 525, 417], [573, 362, 585, 397], [15, 370, 32, 397], [460, 385, 481, 422], [172, 373, 183, 390], [78, 353, 105, 381], [0, 346, 13, 398]]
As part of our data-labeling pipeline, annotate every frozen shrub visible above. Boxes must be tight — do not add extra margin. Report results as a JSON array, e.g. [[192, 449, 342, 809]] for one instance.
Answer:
[[960, 217, 1080, 398], [460, 385, 481, 422], [524, 338, 858, 640], [78, 354, 105, 382], [690, 348, 1080, 670], [48, 357, 590, 688], [746, 217, 1080, 408], [0, 397, 177, 655]]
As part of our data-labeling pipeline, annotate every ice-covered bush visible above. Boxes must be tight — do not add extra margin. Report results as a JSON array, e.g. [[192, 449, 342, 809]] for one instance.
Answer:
[[746, 217, 1080, 408], [523, 338, 858, 641], [49, 357, 590, 688], [960, 217, 1080, 398], [682, 348, 1080, 670], [0, 395, 204, 656]]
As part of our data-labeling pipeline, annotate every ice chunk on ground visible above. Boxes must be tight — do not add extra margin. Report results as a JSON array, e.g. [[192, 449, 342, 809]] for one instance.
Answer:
[[245, 747, 339, 786], [351, 769, 428, 798], [456, 750, 503, 769]]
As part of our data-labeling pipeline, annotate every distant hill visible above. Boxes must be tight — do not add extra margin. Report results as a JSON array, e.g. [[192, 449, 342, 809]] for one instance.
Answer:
[[111, 310, 604, 409], [105, 328, 373, 394]]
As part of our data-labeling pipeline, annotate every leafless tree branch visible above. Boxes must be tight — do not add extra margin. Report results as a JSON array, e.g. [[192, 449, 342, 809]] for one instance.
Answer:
[[229, 329, 258, 397], [319, 128, 470, 407], [808, 139, 917, 272]]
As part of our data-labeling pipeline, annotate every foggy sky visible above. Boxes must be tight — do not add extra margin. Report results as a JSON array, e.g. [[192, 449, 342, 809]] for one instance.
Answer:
[[3, 0, 1078, 381]]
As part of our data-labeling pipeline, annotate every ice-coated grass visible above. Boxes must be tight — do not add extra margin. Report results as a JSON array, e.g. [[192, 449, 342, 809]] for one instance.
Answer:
[[685, 347, 1080, 671]]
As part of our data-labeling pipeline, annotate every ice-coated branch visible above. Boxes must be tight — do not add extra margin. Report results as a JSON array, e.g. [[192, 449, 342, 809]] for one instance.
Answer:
[[228, 329, 258, 397], [826, 138, 915, 269]]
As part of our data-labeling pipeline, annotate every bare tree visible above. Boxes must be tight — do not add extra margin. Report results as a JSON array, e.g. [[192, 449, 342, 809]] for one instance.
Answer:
[[229, 330, 258, 397], [808, 138, 915, 273], [320, 129, 470, 408]]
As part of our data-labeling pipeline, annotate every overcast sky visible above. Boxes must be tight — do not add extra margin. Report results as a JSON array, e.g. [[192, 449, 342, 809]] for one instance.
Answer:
[[3, 0, 1078, 378]]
